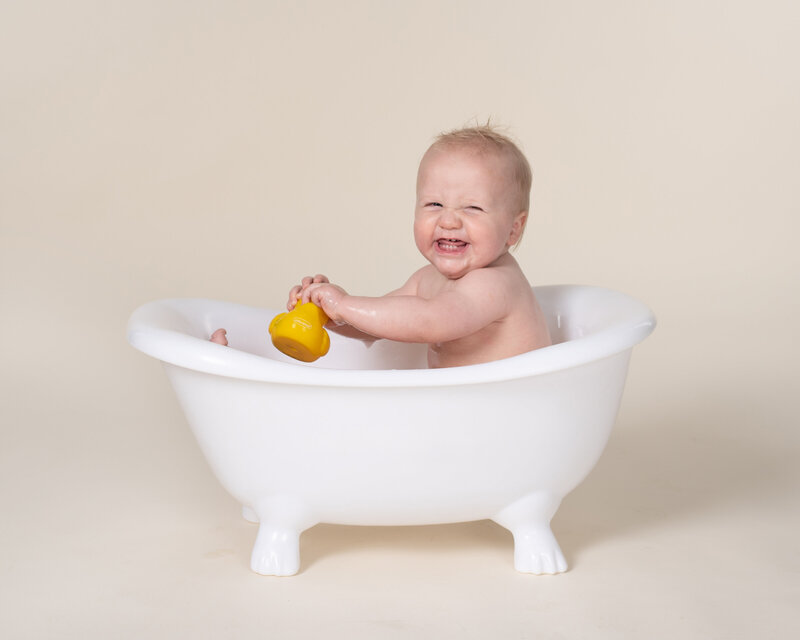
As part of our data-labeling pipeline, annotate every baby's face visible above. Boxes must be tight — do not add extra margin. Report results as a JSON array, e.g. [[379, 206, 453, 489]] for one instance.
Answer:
[[414, 145, 526, 280]]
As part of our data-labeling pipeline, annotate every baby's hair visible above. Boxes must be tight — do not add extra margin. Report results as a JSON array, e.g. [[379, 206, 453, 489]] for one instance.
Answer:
[[432, 123, 533, 213]]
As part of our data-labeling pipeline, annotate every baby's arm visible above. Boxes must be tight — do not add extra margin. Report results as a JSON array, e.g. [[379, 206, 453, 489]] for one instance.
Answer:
[[303, 268, 510, 344], [288, 269, 423, 309], [288, 274, 380, 342]]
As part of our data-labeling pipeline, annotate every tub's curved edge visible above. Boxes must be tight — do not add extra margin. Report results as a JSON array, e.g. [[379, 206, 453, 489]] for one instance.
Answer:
[[127, 286, 656, 388]]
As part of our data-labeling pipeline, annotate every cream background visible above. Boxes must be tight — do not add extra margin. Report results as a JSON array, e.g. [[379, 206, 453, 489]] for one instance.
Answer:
[[2, 1, 798, 637]]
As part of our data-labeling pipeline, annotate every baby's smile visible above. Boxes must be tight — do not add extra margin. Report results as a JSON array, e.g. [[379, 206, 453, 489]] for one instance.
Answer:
[[436, 238, 469, 253]]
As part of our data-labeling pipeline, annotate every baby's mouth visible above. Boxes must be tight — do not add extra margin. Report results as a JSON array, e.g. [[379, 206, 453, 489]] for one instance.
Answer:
[[436, 238, 468, 252]]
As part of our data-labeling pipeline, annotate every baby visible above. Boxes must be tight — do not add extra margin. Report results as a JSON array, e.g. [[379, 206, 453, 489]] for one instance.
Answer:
[[212, 125, 551, 368]]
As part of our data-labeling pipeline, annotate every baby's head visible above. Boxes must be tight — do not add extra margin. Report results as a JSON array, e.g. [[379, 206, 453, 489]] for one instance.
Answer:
[[414, 125, 533, 278], [426, 125, 532, 215]]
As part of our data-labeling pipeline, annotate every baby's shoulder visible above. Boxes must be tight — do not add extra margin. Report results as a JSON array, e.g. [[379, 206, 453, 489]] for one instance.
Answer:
[[454, 258, 532, 305], [390, 264, 439, 297], [463, 256, 526, 289]]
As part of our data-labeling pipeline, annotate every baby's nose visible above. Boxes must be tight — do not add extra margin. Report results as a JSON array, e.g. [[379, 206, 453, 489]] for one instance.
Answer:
[[438, 207, 461, 228]]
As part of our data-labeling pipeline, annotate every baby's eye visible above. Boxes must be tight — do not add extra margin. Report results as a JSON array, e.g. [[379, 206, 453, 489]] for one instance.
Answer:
[[426, 202, 443, 208], [466, 205, 484, 212]]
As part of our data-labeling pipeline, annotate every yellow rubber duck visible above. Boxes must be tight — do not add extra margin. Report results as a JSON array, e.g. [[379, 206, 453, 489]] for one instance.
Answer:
[[268, 300, 330, 362]]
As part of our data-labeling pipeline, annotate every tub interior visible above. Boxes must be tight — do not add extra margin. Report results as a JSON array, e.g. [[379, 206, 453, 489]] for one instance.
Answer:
[[205, 304, 431, 371], [140, 285, 650, 372]]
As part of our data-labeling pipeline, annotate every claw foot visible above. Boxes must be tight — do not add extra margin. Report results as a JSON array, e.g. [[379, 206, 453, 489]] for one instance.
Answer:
[[251, 527, 300, 576], [247, 498, 316, 577], [493, 491, 567, 575], [512, 525, 568, 575], [242, 506, 259, 523]]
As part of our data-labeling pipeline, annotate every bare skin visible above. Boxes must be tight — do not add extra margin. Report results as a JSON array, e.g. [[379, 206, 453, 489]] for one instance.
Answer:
[[212, 142, 552, 367], [210, 328, 228, 345], [294, 254, 550, 368]]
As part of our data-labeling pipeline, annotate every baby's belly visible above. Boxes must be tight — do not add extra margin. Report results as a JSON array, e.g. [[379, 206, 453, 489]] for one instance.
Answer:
[[428, 326, 549, 369]]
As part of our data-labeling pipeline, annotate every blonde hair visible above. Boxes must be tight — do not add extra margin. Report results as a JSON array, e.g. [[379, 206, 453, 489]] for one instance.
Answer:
[[431, 124, 533, 213]]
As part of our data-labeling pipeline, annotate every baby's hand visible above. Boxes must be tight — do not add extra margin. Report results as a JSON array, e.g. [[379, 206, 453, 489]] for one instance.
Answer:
[[303, 282, 348, 324], [287, 274, 329, 310]]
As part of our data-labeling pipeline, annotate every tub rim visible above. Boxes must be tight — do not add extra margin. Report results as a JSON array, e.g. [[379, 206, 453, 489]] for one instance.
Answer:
[[127, 284, 656, 388]]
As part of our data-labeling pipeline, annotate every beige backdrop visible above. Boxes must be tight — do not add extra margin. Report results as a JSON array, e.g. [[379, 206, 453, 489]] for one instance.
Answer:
[[2, 1, 798, 638]]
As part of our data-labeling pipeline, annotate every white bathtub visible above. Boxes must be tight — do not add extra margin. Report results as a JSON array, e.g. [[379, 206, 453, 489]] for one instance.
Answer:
[[127, 285, 655, 576]]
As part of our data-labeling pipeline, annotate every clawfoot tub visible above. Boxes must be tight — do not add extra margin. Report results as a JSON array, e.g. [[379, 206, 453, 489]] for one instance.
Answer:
[[127, 285, 655, 576]]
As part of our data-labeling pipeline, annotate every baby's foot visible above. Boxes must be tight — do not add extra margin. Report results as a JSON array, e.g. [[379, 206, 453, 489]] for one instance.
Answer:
[[210, 328, 228, 346]]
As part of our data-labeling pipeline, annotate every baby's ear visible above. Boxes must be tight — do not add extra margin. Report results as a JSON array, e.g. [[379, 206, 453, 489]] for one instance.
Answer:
[[508, 211, 528, 245]]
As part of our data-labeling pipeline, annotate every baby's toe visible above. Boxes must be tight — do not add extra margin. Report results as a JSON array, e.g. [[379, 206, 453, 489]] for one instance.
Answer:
[[210, 328, 228, 346]]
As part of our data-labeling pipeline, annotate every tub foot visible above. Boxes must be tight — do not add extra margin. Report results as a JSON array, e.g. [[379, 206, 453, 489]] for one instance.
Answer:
[[251, 526, 301, 576], [242, 506, 259, 523], [249, 498, 316, 577], [493, 492, 568, 575]]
